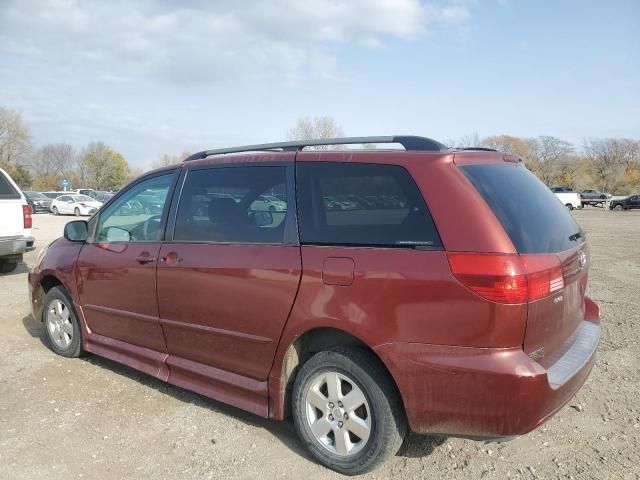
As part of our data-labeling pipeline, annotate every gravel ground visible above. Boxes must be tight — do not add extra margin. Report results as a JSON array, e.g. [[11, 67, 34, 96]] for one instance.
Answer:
[[0, 210, 638, 480]]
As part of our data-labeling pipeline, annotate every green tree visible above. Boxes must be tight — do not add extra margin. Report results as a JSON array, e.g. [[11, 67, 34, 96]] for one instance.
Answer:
[[2, 163, 32, 189], [80, 142, 130, 190]]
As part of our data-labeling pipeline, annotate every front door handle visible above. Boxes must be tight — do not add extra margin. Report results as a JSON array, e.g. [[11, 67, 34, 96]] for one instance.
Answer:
[[135, 255, 156, 264]]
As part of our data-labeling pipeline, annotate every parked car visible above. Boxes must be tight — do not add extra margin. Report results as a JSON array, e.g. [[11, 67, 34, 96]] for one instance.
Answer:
[[550, 187, 582, 210], [609, 194, 640, 211], [50, 194, 102, 216], [0, 168, 34, 273], [93, 191, 115, 203], [28, 136, 600, 475], [42, 191, 67, 200], [250, 194, 287, 213], [580, 189, 609, 206], [24, 191, 53, 213]]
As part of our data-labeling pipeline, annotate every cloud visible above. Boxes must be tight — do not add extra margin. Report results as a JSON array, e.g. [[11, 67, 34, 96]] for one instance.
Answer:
[[0, 0, 471, 84]]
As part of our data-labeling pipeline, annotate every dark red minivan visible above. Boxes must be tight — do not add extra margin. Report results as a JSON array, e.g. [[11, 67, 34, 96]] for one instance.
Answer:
[[28, 136, 600, 475]]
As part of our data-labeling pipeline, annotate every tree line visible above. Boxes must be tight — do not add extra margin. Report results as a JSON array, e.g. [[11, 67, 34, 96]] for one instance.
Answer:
[[2, 107, 639, 195], [449, 133, 640, 194], [0, 105, 140, 191]]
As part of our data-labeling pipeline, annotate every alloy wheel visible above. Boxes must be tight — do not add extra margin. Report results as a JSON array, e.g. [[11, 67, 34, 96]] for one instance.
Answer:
[[304, 371, 372, 457], [46, 299, 73, 349]]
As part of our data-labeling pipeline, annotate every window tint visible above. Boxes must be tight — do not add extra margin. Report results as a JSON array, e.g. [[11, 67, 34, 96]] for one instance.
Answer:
[[174, 166, 289, 244], [0, 172, 20, 199], [462, 164, 585, 254], [95, 174, 174, 243], [297, 162, 441, 248]]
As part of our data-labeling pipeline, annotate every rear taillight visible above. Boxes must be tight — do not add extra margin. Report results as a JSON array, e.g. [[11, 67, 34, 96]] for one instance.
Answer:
[[447, 253, 564, 304], [521, 255, 564, 301], [23, 204, 32, 229]]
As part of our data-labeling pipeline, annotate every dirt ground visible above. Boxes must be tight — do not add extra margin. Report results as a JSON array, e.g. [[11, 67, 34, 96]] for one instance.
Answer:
[[1, 209, 638, 480]]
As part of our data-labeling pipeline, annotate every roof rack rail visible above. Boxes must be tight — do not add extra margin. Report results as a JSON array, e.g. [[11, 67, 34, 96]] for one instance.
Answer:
[[184, 135, 447, 161]]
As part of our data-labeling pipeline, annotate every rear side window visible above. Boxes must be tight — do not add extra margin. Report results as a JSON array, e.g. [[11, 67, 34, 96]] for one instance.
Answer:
[[174, 166, 290, 244], [462, 164, 584, 253], [0, 171, 20, 199], [297, 162, 441, 248]]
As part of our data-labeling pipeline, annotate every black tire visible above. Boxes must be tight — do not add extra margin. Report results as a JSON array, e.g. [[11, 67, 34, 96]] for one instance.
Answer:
[[614, 204, 623, 211], [292, 347, 407, 475], [41, 286, 84, 358], [74, 207, 81, 217], [52, 206, 59, 216], [0, 261, 18, 274], [269, 205, 276, 213], [565, 203, 574, 211]]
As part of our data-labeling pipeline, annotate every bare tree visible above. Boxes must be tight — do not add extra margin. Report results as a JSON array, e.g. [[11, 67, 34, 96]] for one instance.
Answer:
[[452, 132, 482, 149], [481, 135, 531, 159], [582, 138, 630, 193], [0, 106, 31, 165], [31, 143, 77, 190], [526, 136, 574, 186], [287, 117, 345, 150], [152, 150, 192, 169]]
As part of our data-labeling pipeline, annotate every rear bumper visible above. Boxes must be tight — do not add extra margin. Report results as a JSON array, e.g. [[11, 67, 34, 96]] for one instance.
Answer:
[[375, 297, 600, 438], [0, 236, 27, 258]]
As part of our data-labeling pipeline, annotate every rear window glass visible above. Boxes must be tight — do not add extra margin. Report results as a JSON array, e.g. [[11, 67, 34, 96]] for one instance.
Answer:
[[462, 164, 584, 253], [297, 162, 441, 248], [0, 171, 20, 199]]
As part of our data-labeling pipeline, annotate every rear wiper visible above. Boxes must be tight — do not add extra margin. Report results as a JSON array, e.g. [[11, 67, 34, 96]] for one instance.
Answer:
[[568, 231, 583, 242]]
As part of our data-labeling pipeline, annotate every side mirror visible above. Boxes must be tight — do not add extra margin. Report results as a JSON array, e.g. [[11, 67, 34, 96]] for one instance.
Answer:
[[64, 220, 88, 242], [253, 211, 274, 227]]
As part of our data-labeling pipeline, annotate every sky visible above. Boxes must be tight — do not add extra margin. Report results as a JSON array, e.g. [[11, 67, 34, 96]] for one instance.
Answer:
[[1, 0, 639, 169]]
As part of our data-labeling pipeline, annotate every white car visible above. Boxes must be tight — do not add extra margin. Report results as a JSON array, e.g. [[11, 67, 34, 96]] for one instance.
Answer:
[[0, 168, 34, 273], [250, 195, 287, 213], [50, 194, 102, 216]]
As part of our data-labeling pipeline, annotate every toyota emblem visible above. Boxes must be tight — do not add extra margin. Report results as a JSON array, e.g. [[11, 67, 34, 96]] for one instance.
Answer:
[[578, 250, 587, 268]]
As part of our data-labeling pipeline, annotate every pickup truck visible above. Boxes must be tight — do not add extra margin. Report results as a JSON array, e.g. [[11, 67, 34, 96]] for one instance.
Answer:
[[580, 189, 609, 206], [609, 194, 640, 211], [550, 187, 582, 210], [0, 168, 34, 273]]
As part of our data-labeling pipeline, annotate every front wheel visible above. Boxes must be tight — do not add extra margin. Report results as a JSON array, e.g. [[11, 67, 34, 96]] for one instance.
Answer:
[[42, 286, 84, 358], [292, 348, 407, 475], [74, 207, 81, 217], [52, 206, 59, 216], [614, 204, 623, 211]]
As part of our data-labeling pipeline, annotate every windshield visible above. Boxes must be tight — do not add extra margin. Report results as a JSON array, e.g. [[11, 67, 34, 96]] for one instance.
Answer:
[[27, 192, 48, 199], [72, 195, 95, 202]]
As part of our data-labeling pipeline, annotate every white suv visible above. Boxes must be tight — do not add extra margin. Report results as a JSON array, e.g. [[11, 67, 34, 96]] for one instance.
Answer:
[[0, 168, 34, 273]]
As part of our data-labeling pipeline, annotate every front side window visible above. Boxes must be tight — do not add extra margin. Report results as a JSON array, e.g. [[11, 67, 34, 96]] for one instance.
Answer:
[[94, 174, 174, 243], [297, 162, 441, 248], [174, 165, 289, 244]]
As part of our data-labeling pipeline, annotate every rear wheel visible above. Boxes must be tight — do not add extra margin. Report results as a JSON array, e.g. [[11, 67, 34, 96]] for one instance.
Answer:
[[565, 203, 574, 210], [292, 348, 407, 475], [42, 286, 83, 358], [0, 261, 18, 274], [52, 206, 59, 215], [74, 207, 81, 217]]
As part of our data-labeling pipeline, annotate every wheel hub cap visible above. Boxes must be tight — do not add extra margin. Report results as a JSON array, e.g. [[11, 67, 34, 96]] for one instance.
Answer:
[[305, 371, 372, 457], [46, 299, 73, 349]]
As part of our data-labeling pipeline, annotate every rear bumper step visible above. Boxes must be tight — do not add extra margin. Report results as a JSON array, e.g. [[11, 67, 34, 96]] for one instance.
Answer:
[[546, 321, 600, 388]]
